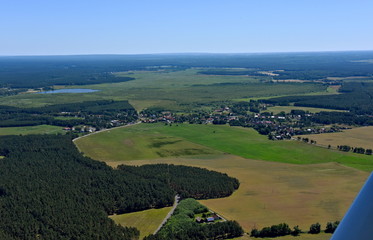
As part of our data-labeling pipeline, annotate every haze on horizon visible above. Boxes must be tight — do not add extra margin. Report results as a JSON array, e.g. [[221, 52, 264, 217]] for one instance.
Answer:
[[1, 0, 372, 56]]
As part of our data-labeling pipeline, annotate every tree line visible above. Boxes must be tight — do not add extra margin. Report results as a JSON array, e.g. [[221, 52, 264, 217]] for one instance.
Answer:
[[251, 221, 340, 238]]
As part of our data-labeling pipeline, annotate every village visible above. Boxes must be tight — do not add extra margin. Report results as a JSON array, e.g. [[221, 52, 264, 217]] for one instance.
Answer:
[[139, 101, 345, 141]]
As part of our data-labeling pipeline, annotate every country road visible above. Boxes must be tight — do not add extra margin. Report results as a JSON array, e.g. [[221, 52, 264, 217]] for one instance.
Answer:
[[154, 195, 180, 235]]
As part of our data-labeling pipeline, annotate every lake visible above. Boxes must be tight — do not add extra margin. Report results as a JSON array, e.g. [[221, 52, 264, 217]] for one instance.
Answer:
[[38, 89, 99, 94]]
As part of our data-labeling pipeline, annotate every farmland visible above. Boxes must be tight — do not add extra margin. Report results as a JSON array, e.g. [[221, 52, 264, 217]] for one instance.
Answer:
[[264, 106, 345, 114], [298, 126, 373, 150], [110, 154, 368, 234], [0, 69, 327, 111], [109, 207, 172, 239], [76, 123, 369, 234], [2, 53, 373, 239], [0, 125, 64, 135], [76, 123, 373, 171]]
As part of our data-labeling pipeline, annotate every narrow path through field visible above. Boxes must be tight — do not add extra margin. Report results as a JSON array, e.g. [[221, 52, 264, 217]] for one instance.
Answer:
[[154, 195, 180, 235], [72, 121, 141, 142]]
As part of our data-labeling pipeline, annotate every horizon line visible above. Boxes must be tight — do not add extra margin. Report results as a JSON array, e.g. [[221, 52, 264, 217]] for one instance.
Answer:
[[1, 49, 373, 57]]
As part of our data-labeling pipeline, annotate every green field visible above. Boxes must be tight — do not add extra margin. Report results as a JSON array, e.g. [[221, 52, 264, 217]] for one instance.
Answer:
[[54, 116, 84, 120], [109, 207, 172, 239], [0, 69, 327, 111], [75, 125, 219, 161], [264, 106, 345, 114], [0, 125, 64, 136], [76, 123, 373, 171]]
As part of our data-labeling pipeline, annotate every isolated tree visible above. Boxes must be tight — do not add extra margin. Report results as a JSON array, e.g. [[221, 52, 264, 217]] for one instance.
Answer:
[[325, 221, 340, 233], [309, 222, 321, 234], [291, 225, 302, 236]]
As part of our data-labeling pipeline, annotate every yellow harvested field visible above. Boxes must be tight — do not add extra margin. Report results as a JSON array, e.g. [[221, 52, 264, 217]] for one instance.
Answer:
[[232, 232, 331, 240], [110, 154, 368, 233], [109, 207, 172, 239], [299, 126, 373, 150]]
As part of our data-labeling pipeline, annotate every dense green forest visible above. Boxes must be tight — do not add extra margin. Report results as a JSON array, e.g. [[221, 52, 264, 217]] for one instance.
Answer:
[[0, 100, 138, 128], [119, 165, 239, 199], [0, 134, 239, 239], [144, 199, 244, 240]]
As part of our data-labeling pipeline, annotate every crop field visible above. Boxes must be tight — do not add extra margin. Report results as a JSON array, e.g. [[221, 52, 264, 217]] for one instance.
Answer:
[[115, 155, 368, 234], [264, 106, 345, 114], [233, 232, 333, 240], [298, 126, 373, 150], [109, 207, 172, 239], [0, 69, 327, 111], [0, 125, 64, 136], [76, 123, 373, 171]]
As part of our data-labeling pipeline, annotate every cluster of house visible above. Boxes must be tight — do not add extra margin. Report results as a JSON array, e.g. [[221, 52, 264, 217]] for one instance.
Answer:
[[63, 126, 96, 133], [139, 106, 344, 140]]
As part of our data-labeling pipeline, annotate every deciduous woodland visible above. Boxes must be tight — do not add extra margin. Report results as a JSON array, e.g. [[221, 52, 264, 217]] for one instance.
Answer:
[[0, 134, 239, 239]]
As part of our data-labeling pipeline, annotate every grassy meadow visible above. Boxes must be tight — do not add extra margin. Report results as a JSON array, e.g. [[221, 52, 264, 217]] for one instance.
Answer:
[[264, 106, 345, 114], [0, 69, 327, 111], [0, 125, 64, 136], [298, 126, 373, 150], [76, 123, 373, 171], [109, 207, 172, 239], [75, 125, 219, 161]]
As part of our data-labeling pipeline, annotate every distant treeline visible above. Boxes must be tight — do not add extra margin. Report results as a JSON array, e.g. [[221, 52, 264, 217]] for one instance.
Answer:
[[0, 100, 138, 128], [0, 134, 239, 239], [1, 51, 373, 88], [263, 82, 373, 115]]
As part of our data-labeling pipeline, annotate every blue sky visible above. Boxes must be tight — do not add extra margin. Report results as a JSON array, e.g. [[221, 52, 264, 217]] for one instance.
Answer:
[[1, 0, 372, 55]]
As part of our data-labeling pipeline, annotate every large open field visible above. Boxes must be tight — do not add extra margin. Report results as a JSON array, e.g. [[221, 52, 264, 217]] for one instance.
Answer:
[[109, 207, 172, 239], [110, 155, 367, 235], [0, 69, 328, 111], [76, 123, 373, 171], [264, 106, 345, 114], [298, 126, 373, 150], [75, 123, 369, 238]]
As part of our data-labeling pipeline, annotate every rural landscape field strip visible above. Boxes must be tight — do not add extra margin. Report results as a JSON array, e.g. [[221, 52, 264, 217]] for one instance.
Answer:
[[109, 207, 172, 240], [0, 69, 328, 111], [0, 125, 64, 136], [76, 123, 373, 171], [298, 126, 373, 150]]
